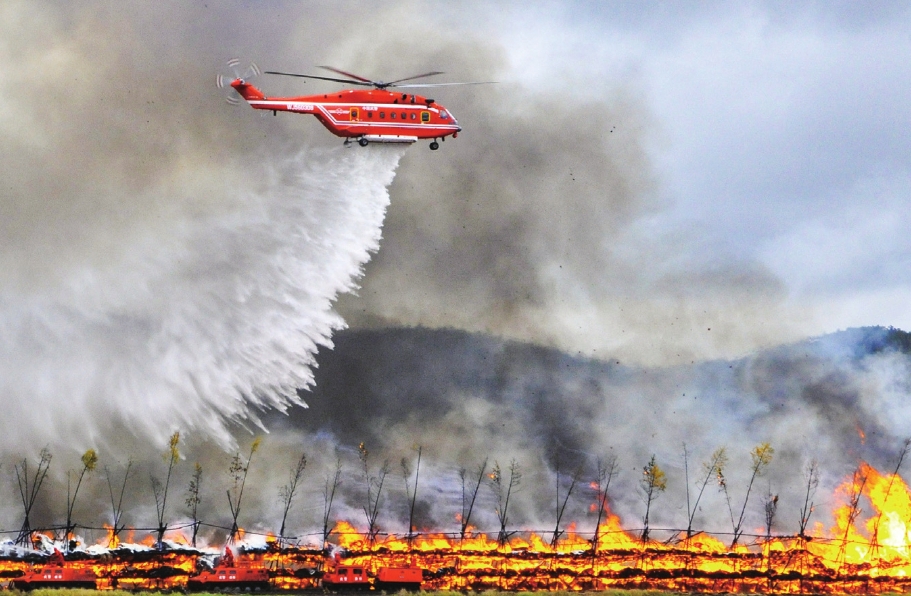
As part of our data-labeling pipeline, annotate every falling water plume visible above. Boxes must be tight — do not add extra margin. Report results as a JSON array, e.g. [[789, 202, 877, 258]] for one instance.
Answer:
[[0, 146, 406, 453]]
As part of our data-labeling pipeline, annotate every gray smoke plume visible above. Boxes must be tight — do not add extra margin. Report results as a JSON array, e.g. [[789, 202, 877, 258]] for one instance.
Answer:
[[326, 5, 808, 366], [250, 326, 911, 543]]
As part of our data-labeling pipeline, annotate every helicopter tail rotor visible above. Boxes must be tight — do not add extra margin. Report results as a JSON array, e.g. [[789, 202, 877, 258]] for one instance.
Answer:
[[217, 58, 261, 105]]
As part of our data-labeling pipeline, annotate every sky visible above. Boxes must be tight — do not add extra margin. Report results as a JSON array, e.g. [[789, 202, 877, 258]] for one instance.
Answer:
[[484, 1, 911, 339], [335, 0, 911, 364], [1, 0, 910, 538]]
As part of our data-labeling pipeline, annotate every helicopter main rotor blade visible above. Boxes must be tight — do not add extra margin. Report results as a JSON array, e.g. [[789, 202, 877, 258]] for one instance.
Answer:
[[264, 71, 374, 86], [317, 66, 374, 84], [393, 81, 499, 88], [385, 71, 446, 85]]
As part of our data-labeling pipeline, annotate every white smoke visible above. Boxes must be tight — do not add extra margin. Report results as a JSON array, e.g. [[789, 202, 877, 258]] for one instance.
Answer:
[[0, 146, 405, 453]]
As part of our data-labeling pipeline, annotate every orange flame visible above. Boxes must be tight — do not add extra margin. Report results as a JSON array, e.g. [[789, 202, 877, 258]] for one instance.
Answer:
[[5, 462, 911, 593]]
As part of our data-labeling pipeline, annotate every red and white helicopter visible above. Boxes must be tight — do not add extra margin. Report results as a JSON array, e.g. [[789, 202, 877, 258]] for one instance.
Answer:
[[218, 60, 492, 150]]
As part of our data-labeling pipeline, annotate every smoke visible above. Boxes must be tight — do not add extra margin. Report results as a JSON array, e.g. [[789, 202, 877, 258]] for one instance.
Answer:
[[326, 5, 810, 366], [1, 1, 899, 550], [245, 326, 911, 542], [0, 2, 409, 453]]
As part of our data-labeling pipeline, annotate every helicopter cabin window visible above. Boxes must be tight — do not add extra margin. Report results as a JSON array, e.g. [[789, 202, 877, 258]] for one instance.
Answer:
[[410, 112, 416, 120], [390, 112, 396, 119], [440, 110, 449, 119], [421, 111, 430, 123], [350, 108, 359, 121], [380, 112, 385, 119], [367, 111, 373, 119]]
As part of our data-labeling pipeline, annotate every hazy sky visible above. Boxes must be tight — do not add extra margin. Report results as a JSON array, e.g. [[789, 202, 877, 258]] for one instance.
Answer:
[[481, 1, 911, 335], [335, 1, 911, 363]]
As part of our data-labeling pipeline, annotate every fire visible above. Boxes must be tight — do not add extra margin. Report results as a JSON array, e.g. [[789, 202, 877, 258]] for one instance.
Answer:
[[6, 462, 911, 593], [301, 461, 911, 593]]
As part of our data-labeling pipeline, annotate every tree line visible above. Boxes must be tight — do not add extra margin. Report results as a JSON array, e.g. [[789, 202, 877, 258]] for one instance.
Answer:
[[4, 435, 910, 556]]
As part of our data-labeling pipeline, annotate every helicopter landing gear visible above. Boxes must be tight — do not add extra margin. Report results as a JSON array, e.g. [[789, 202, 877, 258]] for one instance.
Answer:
[[358, 137, 369, 147], [429, 141, 439, 151], [343, 138, 352, 148]]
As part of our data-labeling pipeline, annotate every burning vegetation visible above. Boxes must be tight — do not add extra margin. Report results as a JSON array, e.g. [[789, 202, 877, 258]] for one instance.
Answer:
[[2, 438, 911, 593]]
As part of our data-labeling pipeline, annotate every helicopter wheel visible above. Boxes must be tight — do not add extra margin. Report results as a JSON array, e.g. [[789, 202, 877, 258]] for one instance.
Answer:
[[429, 141, 439, 151], [358, 137, 369, 147]]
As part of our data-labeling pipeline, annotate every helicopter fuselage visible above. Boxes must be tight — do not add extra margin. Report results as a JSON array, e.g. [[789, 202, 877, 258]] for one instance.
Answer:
[[231, 81, 460, 144]]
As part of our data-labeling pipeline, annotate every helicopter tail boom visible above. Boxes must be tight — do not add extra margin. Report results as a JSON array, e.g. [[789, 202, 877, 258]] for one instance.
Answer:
[[230, 80, 266, 102]]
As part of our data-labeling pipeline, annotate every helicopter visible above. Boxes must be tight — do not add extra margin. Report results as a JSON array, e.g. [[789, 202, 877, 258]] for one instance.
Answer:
[[217, 60, 492, 150]]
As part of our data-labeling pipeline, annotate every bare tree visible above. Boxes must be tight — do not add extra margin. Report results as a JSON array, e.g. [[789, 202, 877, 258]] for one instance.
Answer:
[[459, 457, 487, 543], [489, 459, 522, 547], [837, 466, 867, 571], [322, 454, 343, 549], [278, 452, 308, 547], [640, 455, 667, 543], [150, 431, 180, 550], [718, 442, 774, 547], [359, 442, 390, 547], [106, 460, 133, 547], [64, 449, 98, 552], [185, 463, 203, 547], [870, 438, 911, 558], [15, 447, 52, 546], [551, 460, 583, 547], [797, 458, 819, 541], [684, 445, 727, 540], [401, 446, 422, 548], [762, 487, 779, 572], [591, 455, 618, 557], [226, 437, 262, 543]]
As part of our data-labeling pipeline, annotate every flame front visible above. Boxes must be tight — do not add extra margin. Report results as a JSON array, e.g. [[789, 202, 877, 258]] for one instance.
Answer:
[[6, 461, 911, 593]]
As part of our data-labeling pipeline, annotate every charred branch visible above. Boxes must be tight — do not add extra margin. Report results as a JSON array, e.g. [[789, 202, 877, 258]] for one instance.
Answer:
[[459, 457, 487, 543], [278, 451, 308, 547], [551, 460, 583, 548], [106, 459, 133, 548], [591, 454, 618, 558], [489, 459, 522, 547], [185, 463, 203, 547], [227, 437, 262, 543], [151, 431, 180, 551], [359, 442, 390, 547], [64, 449, 98, 552], [401, 445, 422, 548], [322, 454, 343, 550], [15, 447, 52, 546]]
